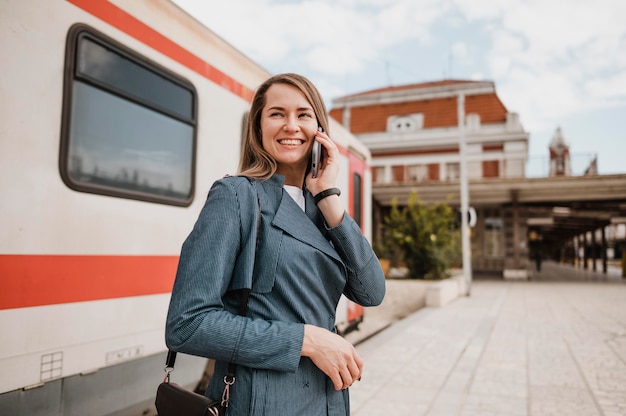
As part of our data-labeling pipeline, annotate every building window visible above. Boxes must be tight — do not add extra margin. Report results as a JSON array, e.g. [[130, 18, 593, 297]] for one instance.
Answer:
[[485, 218, 504, 257], [446, 162, 460, 180], [482, 160, 500, 178], [393, 166, 405, 182], [60, 24, 197, 206], [387, 114, 424, 133], [408, 164, 428, 182], [428, 163, 439, 181], [373, 166, 385, 183], [483, 144, 504, 152]]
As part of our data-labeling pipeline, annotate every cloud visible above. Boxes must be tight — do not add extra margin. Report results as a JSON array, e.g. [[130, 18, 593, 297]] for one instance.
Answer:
[[450, 0, 626, 132], [585, 72, 626, 105], [173, 0, 626, 136], [173, 0, 449, 77]]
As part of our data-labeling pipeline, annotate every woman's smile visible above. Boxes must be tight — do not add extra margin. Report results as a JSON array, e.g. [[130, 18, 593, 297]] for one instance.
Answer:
[[278, 138, 305, 146]]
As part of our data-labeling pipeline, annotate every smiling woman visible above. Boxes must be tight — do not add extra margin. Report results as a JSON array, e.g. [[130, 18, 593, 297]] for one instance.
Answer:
[[165, 73, 386, 415]]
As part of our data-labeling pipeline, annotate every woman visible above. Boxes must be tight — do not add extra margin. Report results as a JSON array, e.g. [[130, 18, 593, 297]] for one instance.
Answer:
[[165, 73, 386, 415]]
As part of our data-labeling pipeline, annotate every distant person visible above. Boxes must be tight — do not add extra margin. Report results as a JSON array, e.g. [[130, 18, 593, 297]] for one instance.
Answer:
[[535, 249, 542, 272], [165, 73, 386, 415]]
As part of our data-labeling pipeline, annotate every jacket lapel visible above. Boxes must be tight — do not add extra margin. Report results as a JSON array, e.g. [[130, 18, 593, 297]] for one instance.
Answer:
[[270, 188, 342, 263]]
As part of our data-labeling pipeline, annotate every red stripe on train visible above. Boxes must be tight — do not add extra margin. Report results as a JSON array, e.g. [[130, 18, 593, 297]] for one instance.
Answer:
[[0, 255, 178, 310], [66, 0, 255, 101], [64, 0, 360, 158]]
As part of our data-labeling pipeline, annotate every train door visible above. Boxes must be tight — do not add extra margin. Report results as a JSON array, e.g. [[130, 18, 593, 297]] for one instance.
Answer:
[[345, 151, 367, 326]]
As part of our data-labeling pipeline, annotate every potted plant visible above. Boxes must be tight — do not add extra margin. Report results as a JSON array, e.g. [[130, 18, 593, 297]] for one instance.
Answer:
[[373, 242, 392, 277], [382, 192, 461, 279]]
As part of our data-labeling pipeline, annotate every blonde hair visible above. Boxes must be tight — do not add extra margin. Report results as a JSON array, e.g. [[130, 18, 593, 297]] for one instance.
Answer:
[[238, 73, 329, 180]]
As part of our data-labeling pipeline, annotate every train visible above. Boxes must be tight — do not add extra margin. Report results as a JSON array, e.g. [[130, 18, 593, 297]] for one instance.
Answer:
[[0, 1, 374, 415]]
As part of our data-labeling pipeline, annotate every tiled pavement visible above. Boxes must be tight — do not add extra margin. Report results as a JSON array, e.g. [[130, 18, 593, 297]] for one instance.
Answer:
[[349, 262, 626, 415]]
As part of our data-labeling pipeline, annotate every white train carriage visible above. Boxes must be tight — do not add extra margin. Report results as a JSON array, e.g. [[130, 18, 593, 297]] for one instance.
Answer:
[[0, 0, 374, 414]]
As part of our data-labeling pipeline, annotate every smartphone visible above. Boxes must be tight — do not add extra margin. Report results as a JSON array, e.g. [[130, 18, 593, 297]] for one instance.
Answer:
[[311, 126, 323, 178]]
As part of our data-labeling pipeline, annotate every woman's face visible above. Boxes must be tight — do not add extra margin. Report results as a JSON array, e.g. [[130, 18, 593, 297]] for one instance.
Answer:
[[260, 83, 318, 177]]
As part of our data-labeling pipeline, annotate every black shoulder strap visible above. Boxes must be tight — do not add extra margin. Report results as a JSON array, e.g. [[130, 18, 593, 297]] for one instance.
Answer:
[[166, 181, 261, 371]]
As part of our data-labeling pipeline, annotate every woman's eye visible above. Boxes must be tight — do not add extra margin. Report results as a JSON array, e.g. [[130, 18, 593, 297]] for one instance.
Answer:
[[299, 112, 313, 118]]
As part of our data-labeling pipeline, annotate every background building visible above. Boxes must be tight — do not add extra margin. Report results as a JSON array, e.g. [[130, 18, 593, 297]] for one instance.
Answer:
[[330, 80, 529, 184], [330, 80, 626, 278]]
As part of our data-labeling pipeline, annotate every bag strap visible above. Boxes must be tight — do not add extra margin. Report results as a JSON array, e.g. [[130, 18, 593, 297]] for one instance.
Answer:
[[164, 180, 261, 403]]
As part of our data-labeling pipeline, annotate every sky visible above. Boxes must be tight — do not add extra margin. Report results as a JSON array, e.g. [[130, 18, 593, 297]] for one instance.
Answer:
[[172, 0, 626, 177]]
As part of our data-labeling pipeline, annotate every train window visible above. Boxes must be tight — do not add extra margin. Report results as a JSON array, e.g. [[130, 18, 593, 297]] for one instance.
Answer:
[[352, 172, 362, 227], [60, 24, 197, 206]]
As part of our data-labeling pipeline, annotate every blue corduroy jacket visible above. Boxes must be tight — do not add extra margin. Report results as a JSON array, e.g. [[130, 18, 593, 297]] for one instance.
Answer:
[[165, 174, 386, 415]]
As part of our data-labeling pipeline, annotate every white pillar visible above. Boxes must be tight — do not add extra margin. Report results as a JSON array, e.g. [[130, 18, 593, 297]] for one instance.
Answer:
[[458, 93, 472, 295]]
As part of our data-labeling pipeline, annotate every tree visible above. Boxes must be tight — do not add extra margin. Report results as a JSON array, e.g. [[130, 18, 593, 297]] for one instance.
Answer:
[[383, 192, 461, 279]]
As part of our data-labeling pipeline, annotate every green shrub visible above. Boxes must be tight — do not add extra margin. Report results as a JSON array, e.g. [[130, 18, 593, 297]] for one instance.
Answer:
[[383, 192, 461, 279]]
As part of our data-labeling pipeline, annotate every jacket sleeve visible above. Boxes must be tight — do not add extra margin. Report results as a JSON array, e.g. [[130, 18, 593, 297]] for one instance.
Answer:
[[165, 178, 304, 372], [326, 214, 386, 306]]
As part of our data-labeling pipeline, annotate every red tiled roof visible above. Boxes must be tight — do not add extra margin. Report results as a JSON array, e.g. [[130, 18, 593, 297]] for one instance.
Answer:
[[329, 80, 508, 133], [337, 79, 485, 99]]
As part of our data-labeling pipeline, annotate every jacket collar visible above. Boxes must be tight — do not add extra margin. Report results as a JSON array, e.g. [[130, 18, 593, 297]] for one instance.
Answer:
[[260, 175, 342, 262]]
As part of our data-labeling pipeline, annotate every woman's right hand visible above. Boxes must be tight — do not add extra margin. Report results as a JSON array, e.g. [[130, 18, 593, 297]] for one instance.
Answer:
[[301, 324, 363, 390]]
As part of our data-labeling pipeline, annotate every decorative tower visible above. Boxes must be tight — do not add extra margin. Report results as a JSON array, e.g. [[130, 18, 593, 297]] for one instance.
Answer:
[[549, 127, 571, 176]]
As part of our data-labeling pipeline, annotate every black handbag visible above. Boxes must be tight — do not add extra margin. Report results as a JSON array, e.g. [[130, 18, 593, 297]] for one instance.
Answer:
[[155, 308, 245, 416], [155, 349, 233, 416], [155, 181, 259, 415], [155, 356, 225, 415]]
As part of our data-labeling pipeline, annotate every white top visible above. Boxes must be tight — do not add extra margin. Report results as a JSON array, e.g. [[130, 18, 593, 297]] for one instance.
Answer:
[[284, 185, 305, 211]]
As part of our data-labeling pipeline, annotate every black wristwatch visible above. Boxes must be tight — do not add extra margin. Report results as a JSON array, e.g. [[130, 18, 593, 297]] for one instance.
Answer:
[[313, 188, 341, 205]]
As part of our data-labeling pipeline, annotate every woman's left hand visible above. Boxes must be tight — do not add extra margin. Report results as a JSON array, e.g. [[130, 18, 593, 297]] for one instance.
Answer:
[[301, 324, 363, 390]]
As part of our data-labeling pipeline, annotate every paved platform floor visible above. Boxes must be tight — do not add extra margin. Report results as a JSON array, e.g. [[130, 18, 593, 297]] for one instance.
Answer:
[[349, 262, 626, 415]]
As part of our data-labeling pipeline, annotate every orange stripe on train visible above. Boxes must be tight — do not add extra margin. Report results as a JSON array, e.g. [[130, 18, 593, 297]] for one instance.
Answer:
[[0, 255, 178, 310], [66, 0, 255, 101]]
